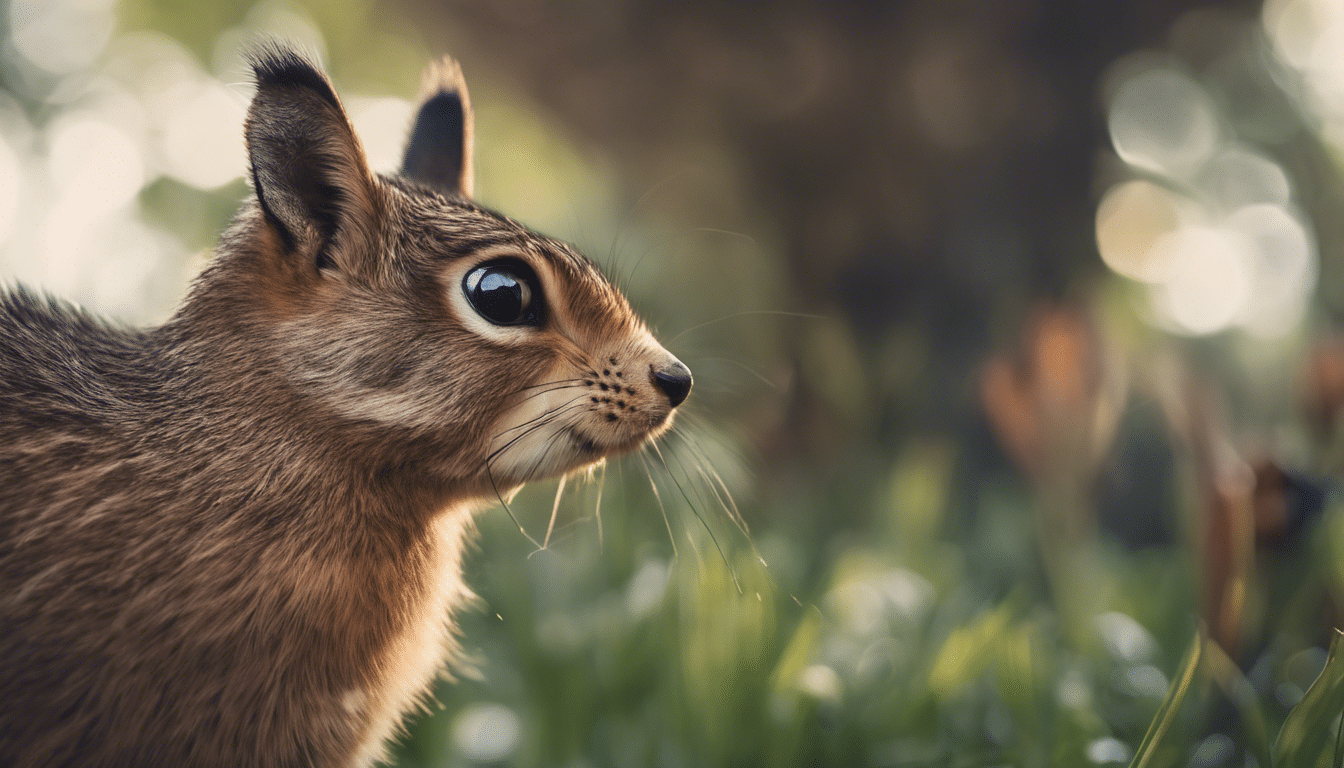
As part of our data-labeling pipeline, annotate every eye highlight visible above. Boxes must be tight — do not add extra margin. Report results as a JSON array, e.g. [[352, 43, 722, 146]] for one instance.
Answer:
[[463, 259, 543, 326]]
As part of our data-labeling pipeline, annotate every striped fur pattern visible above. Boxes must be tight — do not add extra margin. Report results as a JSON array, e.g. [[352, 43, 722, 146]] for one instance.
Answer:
[[0, 45, 689, 767]]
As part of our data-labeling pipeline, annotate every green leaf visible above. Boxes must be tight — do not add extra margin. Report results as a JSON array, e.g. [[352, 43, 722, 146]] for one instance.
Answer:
[[1275, 629, 1344, 768], [1129, 633, 1203, 768]]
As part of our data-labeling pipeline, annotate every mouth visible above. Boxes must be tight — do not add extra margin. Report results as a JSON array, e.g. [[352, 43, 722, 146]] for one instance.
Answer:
[[568, 423, 663, 460]]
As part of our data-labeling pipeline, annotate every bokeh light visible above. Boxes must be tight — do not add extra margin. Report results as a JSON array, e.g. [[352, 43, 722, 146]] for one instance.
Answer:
[[1108, 66, 1220, 178], [450, 703, 522, 763], [1098, 58, 1316, 337]]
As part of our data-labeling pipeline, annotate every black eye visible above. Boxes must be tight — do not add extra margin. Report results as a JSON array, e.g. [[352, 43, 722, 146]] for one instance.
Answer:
[[463, 260, 542, 326]]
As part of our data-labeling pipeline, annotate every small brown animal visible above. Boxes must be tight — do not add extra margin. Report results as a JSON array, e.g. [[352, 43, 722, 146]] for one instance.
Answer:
[[0, 45, 691, 767]]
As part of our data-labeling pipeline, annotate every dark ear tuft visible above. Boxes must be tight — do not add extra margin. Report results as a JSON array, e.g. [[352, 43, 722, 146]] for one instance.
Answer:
[[401, 57, 474, 198], [244, 43, 377, 268], [248, 44, 342, 113]]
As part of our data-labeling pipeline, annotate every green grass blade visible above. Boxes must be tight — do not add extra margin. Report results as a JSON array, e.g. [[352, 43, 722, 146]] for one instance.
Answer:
[[1334, 702, 1344, 768], [1276, 629, 1344, 768], [1128, 632, 1203, 768]]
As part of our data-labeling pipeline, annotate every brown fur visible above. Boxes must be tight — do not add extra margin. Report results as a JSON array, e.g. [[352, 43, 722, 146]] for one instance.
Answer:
[[0, 46, 690, 767]]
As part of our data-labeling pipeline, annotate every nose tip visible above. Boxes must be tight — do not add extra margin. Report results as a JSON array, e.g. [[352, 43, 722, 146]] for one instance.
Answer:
[[651, 361, 693, 408]]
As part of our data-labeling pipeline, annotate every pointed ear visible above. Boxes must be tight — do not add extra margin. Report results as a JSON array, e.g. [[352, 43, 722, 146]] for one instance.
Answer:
[[245, 45, 378, 269], [401, 56, 475, 198]]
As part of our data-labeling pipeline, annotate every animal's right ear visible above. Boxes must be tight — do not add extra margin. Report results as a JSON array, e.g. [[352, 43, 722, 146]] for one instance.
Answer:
[[245, 46, 378, 270], [401, 57, 475, 198]]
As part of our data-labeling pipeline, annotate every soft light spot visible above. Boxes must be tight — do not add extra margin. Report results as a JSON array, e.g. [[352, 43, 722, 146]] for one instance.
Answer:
[[828, 582, 885, 636], [1227, 204, 1315, 336], [1094, 612, 1158, 664], [1190, 733, 1235, 768], [1118, 664, 1169, 698], [1095, 180, 1183, 283], [161, 81, 246, 190], [798, 664, 843, 704], [875, 568, 934, 622], [1086, 737, 1131, 765], [451, 703, 522, 763], [1108, 67, 1219, 177], [1151, 226, 1252, 335], [47, 118, 143, 213], [350, 96, 415, 174], [1056, 667, 1093, 709], [625, 558, 669, 619], [1198, 147, 1293, 212], [10, 0, 117, 75]]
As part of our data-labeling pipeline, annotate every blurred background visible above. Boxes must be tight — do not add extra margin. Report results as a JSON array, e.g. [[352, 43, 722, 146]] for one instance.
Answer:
[[7, 0, 1344, 764]]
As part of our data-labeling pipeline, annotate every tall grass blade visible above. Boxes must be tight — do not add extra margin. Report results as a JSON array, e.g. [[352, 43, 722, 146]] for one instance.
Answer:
[[1275, 629, 1344, 768], [1128, 633, 1203, 768]]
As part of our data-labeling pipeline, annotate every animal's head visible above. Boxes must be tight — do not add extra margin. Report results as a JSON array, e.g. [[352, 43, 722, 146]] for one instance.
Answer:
[[221, 45, 690, 491]]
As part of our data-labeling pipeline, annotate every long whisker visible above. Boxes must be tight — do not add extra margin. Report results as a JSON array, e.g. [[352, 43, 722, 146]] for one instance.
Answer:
[[512, 377, 587, 392], [594, 459, 607, 550], [485, 459, 543, 550], [684, 226, 762, 252], [622, 241, 661, 293], [505, 382, 587, 410], [542, 474, 568, 550], [511, 411, 583, 490], [486, 397, 589, 461], [675, 431, 768, 569], [684, 356, 778, 389], [509, 377, 587, 396], [680, 412, 753, 466], [666, 310, 829, 347], [648, 440, 741, 594], [672, 429, 748, 534], [638, 451, 678, 558]]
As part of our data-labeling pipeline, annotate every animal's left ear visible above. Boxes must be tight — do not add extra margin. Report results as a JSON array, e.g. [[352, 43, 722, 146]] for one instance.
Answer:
[[245, 45, 379, 271], [401, 56, 475, 198]]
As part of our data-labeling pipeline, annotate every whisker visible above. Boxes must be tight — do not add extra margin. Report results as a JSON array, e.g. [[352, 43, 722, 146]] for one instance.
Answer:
[[671, 430, 748, 533], [506, 382, 587, 410], [511, 377, 587, 394], [666, 310, 829, 347], [684, 356, 778, 389], [486, 397, 589, 460], [594, 459, 607, 550], [638, 451, 678, 559], [622, 241, 661, 292], [674, 431, 768, 569], [677, 438, 737, 527], [679, 412, 754, 467], [485, 460, 543, 550], [684, 226, 762, 252], [516, 417, 580, 491], [648, 441, 741, 594], [542, 474, 568, 550]]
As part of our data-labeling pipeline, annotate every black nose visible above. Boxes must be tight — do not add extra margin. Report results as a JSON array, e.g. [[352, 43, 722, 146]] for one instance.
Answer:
[[651, 361, 693, 408]]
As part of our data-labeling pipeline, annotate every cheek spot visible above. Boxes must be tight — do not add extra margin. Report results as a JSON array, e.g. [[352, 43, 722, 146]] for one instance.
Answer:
[[606, 413, 618, 422], [590, 397, 599, 403], [599, 383, 609, 391]]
